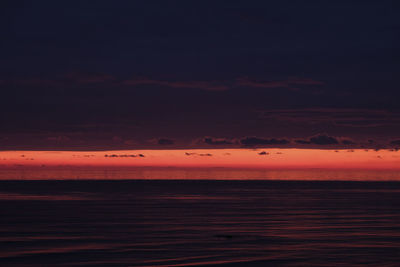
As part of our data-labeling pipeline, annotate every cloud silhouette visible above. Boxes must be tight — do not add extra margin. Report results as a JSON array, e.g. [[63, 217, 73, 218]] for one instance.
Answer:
[[342, 139, 356, 145], [184, 152, 212, 156], [240, 137, 289, 146], [296, 134, 339, 145], [104, 154, 145, 158], [157, 138, 174, 145], [203, 137, 234, 145], [258, 108, 400, 127], [295, 140, 311, 144], [390, 140, 400, 146], [258, 151, 269, 155], [309, 134, 339, 145]]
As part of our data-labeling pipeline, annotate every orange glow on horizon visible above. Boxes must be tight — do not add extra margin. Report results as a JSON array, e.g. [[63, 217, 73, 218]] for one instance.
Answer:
[[0, 148, 399, 170]]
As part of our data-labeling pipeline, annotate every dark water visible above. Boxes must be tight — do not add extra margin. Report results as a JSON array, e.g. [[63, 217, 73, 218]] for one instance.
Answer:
[[1, 180, 400, 266]]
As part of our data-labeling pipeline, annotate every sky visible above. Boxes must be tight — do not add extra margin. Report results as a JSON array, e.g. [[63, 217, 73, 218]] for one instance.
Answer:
[[1, 1, 400, 151]]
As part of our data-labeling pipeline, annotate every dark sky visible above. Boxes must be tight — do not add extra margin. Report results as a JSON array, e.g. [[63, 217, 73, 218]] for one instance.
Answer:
[[1, 1, 400, 150]]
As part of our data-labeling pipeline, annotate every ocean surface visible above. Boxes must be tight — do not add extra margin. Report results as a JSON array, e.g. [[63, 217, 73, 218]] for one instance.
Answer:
[[1, 179, 400, 266]]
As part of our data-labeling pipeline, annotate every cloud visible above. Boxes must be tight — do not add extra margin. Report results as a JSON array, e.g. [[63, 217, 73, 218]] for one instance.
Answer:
[[185, 152, 212, 156], [258, 151, 269, 155], [123, 77, 229, 91], [157, 138, 174, 145], [295, 140, 311, 144], [308, 134, 339, 145], [111, 136, 136, 145], [202, 137, 234, 145], [196, 135, 358, 148], [341, 139, 356, 145], [390, 140, 400, 146], [240, 137, 290, 146], [237, 77, 324, 89], [199, 153, 213, 156], [124, 140, 136, 145], [296, 134, 339, 145], [148, 138, 174, 146], [1, 74, 325, 94], [104, 154, 145, 158], [47, 136, 71, 142], [258, 108, 400, 127]]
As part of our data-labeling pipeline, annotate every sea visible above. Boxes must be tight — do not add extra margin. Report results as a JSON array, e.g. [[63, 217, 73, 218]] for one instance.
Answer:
[[1, 175, 400, 266]]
